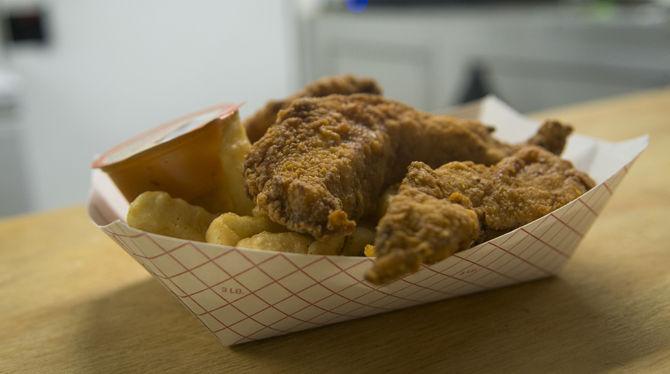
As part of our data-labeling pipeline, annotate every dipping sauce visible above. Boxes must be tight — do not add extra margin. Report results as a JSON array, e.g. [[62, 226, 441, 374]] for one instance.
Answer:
[[92, 103, 242, 212]]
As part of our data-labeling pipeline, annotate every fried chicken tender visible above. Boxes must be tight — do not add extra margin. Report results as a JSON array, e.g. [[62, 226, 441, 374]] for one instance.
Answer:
[[245, 94, 573, 238], [243, 75, 382, 143], [365, 146, 595, 284]]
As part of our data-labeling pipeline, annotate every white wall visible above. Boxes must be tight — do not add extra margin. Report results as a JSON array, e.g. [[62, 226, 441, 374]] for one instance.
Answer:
[[4, 0, 298, 212]]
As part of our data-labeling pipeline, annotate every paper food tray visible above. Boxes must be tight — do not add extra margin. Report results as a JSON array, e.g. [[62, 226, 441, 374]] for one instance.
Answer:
[[87, 96, 647, 346]]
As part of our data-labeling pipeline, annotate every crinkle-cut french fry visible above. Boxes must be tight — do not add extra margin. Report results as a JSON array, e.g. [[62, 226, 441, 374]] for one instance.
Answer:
[[220, 212, 284, 238], [341, 226, 376, 256], [364, 244, 376, 257], [127, 191, 215, 241], [218, 112, 254, 215], [377, 184, 399, 219], [205, 217, 240, 246], [206, 212, 284, 246], [308, 235, 345, 255], [238, 232, 312, 254]]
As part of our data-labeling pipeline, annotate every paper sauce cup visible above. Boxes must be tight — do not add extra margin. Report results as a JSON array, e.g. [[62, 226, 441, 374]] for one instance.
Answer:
[[92, 103, 240, 211]]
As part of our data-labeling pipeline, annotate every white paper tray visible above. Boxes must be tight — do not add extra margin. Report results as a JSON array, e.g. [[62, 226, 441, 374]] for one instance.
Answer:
[[87, 96, 647, 346]]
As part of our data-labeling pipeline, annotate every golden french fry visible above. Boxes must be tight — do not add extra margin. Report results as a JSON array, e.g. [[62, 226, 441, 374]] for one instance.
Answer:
[[238, 232, 312, 254], [205, 212, 285, 246], [308, 235, 345, 255], [364, 244, 376, 257], [205, 217, 241, 246], [219, 212, 284, 238], [342, 226, 376, 256], [127, 191, 215, 241]]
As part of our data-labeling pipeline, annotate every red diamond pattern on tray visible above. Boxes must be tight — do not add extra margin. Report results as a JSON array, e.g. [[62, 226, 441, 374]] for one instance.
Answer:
[[320, 270, 359, 292], [190, 289, 224, 311], [171, 244, 209, 269], [317, 294, 349, 310], [271, 316, 304, 331], [128, 234, 164, 258], [191, 261, 231, 287], [279, 271, 316, 293], [180, 295, 205, 315], [214, 250, 254, 276], [171, 272, 206, 295], [257, 255, 298, 279], [198, 244, 230, 260], [302, 259, 341, 281], [274, 296, 311, 315], [253, 308, 285, 326], [293, 306, 328, 322], [234, 267, 274, 291], [100, 162, 637, 346], [298, 284, 331, 304], [254, 282, 292, 305], [336, 283, 374, 300], [232, 295, 268, 317], [150, 254, 184, 278], [211, 305, 247, 326], [199, 314, 224, 331]]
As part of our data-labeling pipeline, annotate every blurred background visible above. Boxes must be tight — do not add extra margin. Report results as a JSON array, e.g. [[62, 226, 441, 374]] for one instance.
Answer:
[[0, 0, 668, 217]]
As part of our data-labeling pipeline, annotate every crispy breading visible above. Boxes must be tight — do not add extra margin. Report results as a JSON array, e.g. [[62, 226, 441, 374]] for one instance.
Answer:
[[245, 94, 573, 238], [366, 146, 595, 284], [243, 75, 382, 143]]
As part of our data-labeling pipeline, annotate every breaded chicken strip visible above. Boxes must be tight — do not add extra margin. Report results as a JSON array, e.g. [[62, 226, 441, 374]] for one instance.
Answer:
[[366, 146, 595, 284], [245, 95, 573, 238], [243, 75, 382, 143]]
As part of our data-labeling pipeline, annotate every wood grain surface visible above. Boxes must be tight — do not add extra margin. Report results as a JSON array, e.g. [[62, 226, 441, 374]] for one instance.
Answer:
[[1, 88, 669, 373]]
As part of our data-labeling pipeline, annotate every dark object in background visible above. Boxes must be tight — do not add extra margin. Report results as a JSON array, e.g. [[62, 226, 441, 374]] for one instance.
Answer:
[[2, 7, 49, 45], [458, 62, 495, 104], [364, 0, 562, 5]]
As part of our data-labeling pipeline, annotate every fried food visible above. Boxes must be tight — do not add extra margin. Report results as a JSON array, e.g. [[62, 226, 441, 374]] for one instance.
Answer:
[[127, 191, 215, 241], [243, 75, 382, 143], [205, 217, 240, 246], [525, 119, 573, 156], [215, 212, 283, 238], [365, 146, 595, 284], [308, 235, 346, 255], [205, 212, 284, 246], [306, 226, 376, 256], [238, 232, 312, 254], [341, 226, 376, 256], [245, 94, 573, 239], [364, 245, 376, 257]]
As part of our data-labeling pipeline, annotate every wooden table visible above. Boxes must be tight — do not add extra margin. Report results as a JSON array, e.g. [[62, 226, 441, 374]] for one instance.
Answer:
[[2, 89, 669, 373]]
